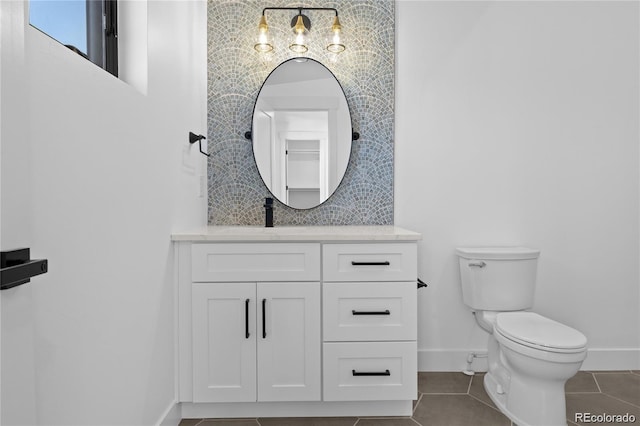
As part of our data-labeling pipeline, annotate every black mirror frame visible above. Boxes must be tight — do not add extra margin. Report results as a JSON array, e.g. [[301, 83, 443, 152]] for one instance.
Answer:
[[248, 57, 358, 210]]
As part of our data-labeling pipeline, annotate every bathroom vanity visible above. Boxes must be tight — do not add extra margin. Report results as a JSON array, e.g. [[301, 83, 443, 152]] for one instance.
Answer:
[[172, 226, 421, 418]]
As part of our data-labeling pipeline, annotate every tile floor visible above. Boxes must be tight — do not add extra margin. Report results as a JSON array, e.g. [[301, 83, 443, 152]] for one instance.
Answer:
[[180, 370, 640, 426]]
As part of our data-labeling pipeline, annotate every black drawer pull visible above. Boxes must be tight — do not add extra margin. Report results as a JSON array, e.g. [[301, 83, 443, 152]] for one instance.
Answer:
[[352, 309, 390, 316], [352, 369, 391, 377], [351, 261, 390, 266], [262, 298, 267, 339], [245, 298, 250, 339]]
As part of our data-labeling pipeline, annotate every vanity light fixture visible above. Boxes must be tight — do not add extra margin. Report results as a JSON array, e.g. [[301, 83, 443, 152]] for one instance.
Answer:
[[254, 7, 346, 54]]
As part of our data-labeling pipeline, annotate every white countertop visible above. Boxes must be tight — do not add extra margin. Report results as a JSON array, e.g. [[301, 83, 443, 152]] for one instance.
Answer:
[[171, 226, 421, 242]]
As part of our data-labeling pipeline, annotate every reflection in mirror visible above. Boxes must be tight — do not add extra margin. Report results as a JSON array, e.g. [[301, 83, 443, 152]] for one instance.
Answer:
[[252, 58, 352, 209]]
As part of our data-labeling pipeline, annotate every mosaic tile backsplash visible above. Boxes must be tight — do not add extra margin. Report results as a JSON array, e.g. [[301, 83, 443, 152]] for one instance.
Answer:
[[207, 0, 394, 225]]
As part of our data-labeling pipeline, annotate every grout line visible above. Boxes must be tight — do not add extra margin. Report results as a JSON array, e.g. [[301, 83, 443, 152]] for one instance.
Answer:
[[465, 375, 509, 418], [421, 392, 469, 395], [413, 393, 423, 416], [601, 393, 640, 410], [362, 417, 419, 425], [353, 418, 360, 426], [591, 372, 603, 393], [467, 393, 504, 415], [466, 375, 474, 394], [410, 417, 423, 426]]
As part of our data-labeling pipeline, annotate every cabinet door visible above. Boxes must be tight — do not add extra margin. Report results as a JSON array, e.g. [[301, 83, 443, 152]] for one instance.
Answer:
[[257, 282, 321, 402], [192, 283, 256, 403]]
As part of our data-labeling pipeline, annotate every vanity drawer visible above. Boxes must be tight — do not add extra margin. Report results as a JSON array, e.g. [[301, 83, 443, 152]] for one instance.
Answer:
[[323, 243, 417, 282], [323, 282, 416, 342], [191, 243, 320, 282], [323, 341, 417, 401]]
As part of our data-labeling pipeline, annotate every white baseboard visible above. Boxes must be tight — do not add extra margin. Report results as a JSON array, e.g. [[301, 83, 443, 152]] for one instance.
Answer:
[[181, 400, 412, 419], [160, 400, 412, 422], [418, 349, 489, 373], [418, 348, 640, 372], [157, 400, 181, 426], [580, 348, 640, 370]]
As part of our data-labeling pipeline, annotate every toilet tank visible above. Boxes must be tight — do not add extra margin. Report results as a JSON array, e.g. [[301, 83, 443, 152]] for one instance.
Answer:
[[456, 247, 540, 311]]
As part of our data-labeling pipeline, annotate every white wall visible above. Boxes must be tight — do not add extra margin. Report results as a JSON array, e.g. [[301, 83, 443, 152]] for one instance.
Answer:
[[1, 0, 207, 424], [395, 1, 639, 371], [1, 2, 38, 424]]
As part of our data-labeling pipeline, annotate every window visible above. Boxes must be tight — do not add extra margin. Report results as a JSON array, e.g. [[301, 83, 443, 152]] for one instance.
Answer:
[[29, 0, 118, 77]]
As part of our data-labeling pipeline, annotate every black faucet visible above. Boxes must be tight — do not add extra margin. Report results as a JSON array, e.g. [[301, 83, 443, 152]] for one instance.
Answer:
[[264, 197, 274, 227]]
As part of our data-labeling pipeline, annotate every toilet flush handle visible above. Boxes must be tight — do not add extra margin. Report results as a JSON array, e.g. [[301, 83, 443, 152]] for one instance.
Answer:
[[468, 261, 486, 268]]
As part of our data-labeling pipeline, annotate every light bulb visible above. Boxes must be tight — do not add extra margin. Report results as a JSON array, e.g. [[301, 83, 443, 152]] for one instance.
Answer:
[[254, 15, 273, 53], [289, 15, 309, 53], [326, 15, 345, 53]]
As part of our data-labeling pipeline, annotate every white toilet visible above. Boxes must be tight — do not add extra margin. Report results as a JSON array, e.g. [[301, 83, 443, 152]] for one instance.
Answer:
[[456, 247, 587, 426]]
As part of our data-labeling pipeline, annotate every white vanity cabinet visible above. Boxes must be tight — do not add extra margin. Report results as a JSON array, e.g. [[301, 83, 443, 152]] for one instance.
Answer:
[[174, 226, 421, 419]]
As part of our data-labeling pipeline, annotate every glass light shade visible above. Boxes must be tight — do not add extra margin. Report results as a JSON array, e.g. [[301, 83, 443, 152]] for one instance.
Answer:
[[326, 16, 345, 53], [254, 15, 273, 53], [289, 15, 309, 53]]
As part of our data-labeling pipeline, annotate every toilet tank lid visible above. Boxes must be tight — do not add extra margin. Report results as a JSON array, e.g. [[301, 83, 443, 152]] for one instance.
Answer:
[[455, 247, 540, 260]]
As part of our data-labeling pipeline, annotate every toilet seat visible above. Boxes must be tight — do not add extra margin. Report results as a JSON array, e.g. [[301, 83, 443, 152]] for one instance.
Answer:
[[495, 312, 587, 353]]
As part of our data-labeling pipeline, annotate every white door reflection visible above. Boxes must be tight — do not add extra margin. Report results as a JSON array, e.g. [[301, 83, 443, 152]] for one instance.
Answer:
[[254, 107, 343, 209]]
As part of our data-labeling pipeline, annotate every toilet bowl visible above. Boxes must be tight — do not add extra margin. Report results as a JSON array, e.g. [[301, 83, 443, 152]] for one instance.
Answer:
[[482, 311, 587, 426], [456, 248, 588, 426]]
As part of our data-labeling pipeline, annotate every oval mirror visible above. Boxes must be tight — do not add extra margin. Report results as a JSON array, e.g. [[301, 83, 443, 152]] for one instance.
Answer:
[[251, 57, 353, 209]]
